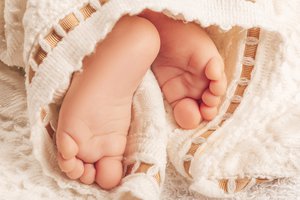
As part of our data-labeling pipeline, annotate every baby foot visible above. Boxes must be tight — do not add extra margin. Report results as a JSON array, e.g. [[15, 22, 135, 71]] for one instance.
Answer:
[[141, 11, 227, 129], [56, 16, 160, 189]]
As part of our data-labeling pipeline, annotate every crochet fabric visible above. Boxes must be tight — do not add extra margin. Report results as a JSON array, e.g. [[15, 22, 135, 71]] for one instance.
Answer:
[[1, 0, 300, 199], [1, 62, 300, 200], [0, 63, 300, 200]]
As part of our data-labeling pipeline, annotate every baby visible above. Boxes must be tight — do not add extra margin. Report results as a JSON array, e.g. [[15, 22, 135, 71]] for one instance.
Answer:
[[56, 10, 227, 189]]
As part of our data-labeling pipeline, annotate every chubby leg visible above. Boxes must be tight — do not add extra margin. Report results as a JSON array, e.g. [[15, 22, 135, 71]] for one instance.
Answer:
[[56, 15, 160, 189]]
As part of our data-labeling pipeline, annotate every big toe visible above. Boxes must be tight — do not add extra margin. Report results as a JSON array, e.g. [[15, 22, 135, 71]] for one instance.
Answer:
[[173, 98, 202, 129], [95, 156, 123, 190]]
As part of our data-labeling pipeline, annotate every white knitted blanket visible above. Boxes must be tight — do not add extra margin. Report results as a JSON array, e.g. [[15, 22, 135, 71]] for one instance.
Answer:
[[1, 0, 300, 199], [1, 62, 300, 200]]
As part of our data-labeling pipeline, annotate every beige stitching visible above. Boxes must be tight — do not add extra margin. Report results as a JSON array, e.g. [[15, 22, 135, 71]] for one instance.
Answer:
[[183, 131, 213, 176], [29, 3, 101, 84], [241, 66, 254, 80], [219, 179, 229, 193], [126, 162, 161, 184], [218, 177, 273, 194], [153, 172, 161, 184], [235, 85, 247, 97], [256, 178, 273, 184], [244, 46, 258, 58], [227, 102, 240, 114], [45, 30, 63, 48], [59, 13, 80, 33], [28, 67, 35, 83], [80, 4, 96, 19], [235, 178, 251, 192], [34, 47, 47, 65], [219, 179, 250, 193]]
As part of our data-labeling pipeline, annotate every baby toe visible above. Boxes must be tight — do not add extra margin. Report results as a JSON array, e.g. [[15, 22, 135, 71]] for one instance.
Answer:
[[200, 104, 218, 121], [57, 152, 77, 173], [56, 131, 79, 160], [205, 57, 224, 81], [202, 89, 221, 107], [173, 98, 202, 130], [80, 164, 96, 185], [95, 156, 123, 190], [209, 74, 227, 96], [66, 159, 84, 180]]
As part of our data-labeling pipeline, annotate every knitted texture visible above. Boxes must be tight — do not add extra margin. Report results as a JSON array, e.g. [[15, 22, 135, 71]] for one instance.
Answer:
[[0, 0, 26, 67], [1, 62, 300, 199], [1, 0, 300, 199]]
